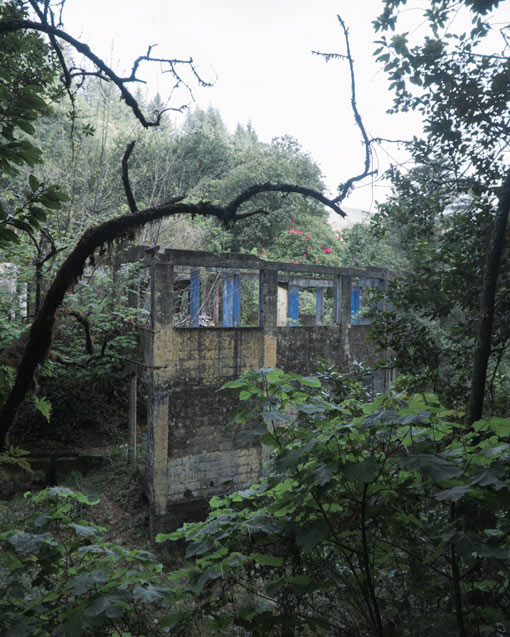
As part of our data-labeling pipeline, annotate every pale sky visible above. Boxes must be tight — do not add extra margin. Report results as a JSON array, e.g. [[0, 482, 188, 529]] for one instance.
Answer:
[[61, 1, 422, 211]]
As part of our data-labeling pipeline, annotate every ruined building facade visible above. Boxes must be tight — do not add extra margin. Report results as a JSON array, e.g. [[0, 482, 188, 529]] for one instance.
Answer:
[[127, 248, 392, 536]]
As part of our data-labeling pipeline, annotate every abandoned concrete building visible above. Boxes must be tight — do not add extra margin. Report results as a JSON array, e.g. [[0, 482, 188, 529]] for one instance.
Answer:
[[124, 247, 393, 536]]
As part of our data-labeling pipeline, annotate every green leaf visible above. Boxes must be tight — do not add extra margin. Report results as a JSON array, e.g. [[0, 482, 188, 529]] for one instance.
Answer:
[[60, 609, 85, 637], [8, 531, 54, 553], [474, 417, 510, 437], [345, 458, 380, 483], [83, 594, 124, 619], [132, 583, 170, 603], [245, 512, 279, 534], [0, 227, 20, 244], [300, 376, 321, 387], [235, 423, 268, 445], [310, 462, 337, 486], [17, 120, 36, 135], [266, 369, 284, 383], [400, 454, 462, 481], [469, 465, 507, 490], [28, 206, 47, 221], [250, 552, 284, 567], [28, 174, 39, 191], [190, 567, 223, 593], [67, 570, 108, 595], [435, 485, 471, 502], [34, 395, 51, 422], [68, 523, 102, 538], [296, 520, 329, 553]]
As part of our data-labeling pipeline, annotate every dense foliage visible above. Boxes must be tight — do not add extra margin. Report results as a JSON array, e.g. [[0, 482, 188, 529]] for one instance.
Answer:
[[368, 0, 510, 413], [1, 369, 509, 635]]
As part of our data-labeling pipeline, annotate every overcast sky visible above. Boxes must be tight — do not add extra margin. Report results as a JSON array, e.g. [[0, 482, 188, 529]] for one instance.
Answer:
[[62, 1, 423, 211]]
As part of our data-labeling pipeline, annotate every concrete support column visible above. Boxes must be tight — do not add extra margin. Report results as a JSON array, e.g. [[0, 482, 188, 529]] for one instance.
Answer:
[[151, 262, 174, 329], [148, 261, 175, 516], [259, 266, 278, 368], [339, 274, 352, 366]]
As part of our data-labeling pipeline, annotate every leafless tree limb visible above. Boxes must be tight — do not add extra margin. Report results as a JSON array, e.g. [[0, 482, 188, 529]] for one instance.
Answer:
[[226, 182, 346, 220], [122, 141, 138, 213], [313, 14, 376, 204], [0, 18, 211, 127]]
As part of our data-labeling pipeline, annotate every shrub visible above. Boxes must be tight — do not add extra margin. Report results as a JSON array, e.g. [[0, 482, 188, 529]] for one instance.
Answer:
[[158, 369, 510, 636], [0, 487, 175, 635]]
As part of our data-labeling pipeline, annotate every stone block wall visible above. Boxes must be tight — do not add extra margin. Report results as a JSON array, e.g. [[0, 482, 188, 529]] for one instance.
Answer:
[[132, 247, 392, 536]]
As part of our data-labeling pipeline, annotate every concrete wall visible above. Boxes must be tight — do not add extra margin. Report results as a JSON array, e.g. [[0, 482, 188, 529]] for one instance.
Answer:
[[134, 248, 392, 536]]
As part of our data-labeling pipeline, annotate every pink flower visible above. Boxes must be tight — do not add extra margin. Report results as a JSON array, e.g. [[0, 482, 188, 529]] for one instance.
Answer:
[[296, 230, 302, 235], [305, 234, 310, 240], [313, 258, 317, 262], [303, 253, 307, 258], [289, 231, 292, 234], [319, 245, 322, 249], [322, 249, 325, 253], [322, 235, 326, 239], [326, 247, 331, 254], [308, 246, 312, 251]]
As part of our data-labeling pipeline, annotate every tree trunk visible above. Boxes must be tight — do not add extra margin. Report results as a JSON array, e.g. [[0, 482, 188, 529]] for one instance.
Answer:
[[466, 169, 510, 425]]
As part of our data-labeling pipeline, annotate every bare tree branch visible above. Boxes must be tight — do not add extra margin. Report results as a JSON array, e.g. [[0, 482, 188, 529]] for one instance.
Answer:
[[0, 18, 211, 127], [226, 182, 346, 220], [61, 308, 94, 354], [313, 14, 376, 204], [122, 141, 138, 213]]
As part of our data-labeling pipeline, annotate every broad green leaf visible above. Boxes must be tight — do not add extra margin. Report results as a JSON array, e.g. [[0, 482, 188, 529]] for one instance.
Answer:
[[474, 417, 510, 437], [435, 485, 471, 502], [345, 458, 380, 483], [8, 531, 55, 553], [300, 376, 321, 387], [34, 396, 51, 422], [132, 583, 170, 603], [60, 609, 84, 637], [245, 512, 279, 534], [28, 174, 39, 191], [67, 570, 108, 595], [296, 520, 329, 553], [250, 552, 284, 567], [190, 567, 223, 593], [400, 454, 462, 481], [469, 465, 507, 490], [310, 462, 337, 486], [236, 423, 268, 445], [68, 523, 102, 538]]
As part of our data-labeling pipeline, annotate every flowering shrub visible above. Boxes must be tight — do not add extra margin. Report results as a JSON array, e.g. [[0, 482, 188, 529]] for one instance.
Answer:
[[255, 216, 343, 266]]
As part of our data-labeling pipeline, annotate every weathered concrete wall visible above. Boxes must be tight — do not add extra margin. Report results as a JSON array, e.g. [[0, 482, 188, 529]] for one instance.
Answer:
[[135, 248, 392, 536]]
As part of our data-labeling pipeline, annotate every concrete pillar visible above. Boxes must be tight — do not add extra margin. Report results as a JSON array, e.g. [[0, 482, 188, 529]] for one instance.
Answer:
[[259, 266, 278, 367], [148, 262, 175, 516]]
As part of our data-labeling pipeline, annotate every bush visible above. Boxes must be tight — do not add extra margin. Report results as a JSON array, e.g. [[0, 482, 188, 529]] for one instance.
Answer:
[[158, 368, 510, 636], [0, 488, 175, 635], [11, 373, 128, 449]]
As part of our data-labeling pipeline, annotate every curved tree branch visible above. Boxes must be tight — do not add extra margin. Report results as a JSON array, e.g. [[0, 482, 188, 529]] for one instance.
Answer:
[[0, 177, 342, 444], [226, 182, 346, 219]]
